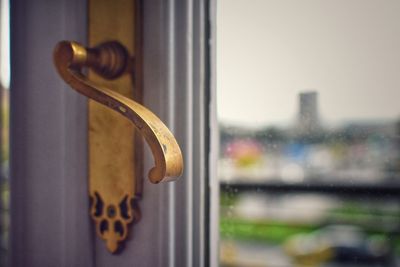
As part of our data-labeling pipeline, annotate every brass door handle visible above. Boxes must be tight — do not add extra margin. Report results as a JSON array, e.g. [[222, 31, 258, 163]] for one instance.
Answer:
[[53, 41, 183, 184]]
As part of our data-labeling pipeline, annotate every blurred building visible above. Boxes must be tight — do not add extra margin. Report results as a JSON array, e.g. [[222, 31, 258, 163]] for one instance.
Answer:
[[297, 91, 320, 135]]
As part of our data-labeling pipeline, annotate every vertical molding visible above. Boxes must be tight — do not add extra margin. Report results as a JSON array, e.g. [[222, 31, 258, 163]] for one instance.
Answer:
[[172, 0, 193, 266], [192, 0, 208, 266], [166, 1, 177, 266], [143, 0, 210, 266]]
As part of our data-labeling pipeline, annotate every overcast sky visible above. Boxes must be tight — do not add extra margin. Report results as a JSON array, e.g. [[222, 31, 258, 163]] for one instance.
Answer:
[[217, 0, 400, 127], [0, 0, 9, 88]]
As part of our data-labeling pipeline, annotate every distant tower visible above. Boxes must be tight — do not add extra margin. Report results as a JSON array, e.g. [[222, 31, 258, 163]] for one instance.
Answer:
[[298, 91, 320, 134]]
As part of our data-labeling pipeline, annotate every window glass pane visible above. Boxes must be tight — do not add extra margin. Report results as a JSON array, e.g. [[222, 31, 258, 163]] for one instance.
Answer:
[[217, 1, 400, 266]]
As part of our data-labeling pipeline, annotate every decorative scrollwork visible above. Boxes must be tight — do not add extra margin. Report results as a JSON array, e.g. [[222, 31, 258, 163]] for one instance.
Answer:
[[90, 192, 140, 252]]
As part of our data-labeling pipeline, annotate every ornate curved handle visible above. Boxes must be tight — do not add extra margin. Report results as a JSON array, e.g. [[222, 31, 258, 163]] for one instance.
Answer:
[[53, 41, 183, 184]]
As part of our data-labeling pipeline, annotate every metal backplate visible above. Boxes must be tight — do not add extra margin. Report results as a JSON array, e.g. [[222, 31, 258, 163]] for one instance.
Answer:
[[88, 0, 142, 253]]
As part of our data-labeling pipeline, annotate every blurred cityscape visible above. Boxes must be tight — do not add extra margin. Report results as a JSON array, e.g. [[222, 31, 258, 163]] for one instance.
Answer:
[[219, 92, 400, 267], [219, 92, 400, 184]]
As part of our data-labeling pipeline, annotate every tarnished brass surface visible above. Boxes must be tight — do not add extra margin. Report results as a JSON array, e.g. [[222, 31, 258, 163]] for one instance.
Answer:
[[87, 0, 139, 253], [53, 0, 183, 253]]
